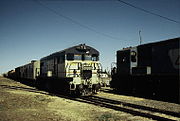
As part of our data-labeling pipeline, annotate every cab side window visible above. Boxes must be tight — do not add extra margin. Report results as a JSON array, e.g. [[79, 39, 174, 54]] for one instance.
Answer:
[[67, 53, 74, 60]]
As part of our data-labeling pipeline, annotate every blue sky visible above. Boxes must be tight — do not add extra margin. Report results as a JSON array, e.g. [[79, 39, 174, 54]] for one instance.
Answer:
[[0, 0, 180, 74]]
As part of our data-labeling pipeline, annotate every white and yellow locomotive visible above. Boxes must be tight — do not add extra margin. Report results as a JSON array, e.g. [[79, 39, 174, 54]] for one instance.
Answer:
[[39, 44, 102, 95]]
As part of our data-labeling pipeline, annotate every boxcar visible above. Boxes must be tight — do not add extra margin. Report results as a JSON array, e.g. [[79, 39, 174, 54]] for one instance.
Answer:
[[15, 60, 40, 80]]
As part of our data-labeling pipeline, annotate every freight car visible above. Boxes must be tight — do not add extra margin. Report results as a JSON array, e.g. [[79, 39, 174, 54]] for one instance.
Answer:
[[13, 44, 102, 96], [111, 38, 180, 103], [15, 60, 40, 80]]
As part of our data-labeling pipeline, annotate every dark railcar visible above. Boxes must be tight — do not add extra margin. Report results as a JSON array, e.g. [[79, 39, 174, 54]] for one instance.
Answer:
[[136, 38, 179, 75], [111, 37, 180, 103], [151, 39, 179, 75]]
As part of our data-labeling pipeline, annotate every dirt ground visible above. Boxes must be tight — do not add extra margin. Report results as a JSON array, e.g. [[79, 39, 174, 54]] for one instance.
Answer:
[[0, 77, 179, 121]]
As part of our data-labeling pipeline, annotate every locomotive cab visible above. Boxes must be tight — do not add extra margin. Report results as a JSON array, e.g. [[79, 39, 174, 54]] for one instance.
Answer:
[[116, 47, 138, 75]]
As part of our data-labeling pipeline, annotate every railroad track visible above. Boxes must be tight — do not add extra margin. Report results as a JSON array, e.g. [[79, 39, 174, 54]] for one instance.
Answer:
[[1, 84, 179, 121], [91, 96, 180, 117], [77, 96, 180, 121]]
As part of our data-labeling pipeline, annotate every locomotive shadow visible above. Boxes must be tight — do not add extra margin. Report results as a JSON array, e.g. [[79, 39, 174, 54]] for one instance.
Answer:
[[11, 78, 67, 95], [0, 78, 76, 98]]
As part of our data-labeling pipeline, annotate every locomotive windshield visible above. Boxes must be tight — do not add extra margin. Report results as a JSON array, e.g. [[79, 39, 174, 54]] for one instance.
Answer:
[[74, 55, 82, 60], [66, 53, 99, 61], [82, 54, 91, 61]]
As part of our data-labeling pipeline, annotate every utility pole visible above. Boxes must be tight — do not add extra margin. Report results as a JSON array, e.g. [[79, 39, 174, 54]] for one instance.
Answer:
[[139, 30, 142, 45]]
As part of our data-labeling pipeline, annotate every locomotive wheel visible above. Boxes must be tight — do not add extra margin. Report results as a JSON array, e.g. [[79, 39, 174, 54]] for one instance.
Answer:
[[80, 89, 92, 96]]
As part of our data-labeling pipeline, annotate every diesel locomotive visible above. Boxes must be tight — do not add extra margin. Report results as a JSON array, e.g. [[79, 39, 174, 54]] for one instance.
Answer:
[[111, 37, 180, 103], [13, 44, 102, 96]]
